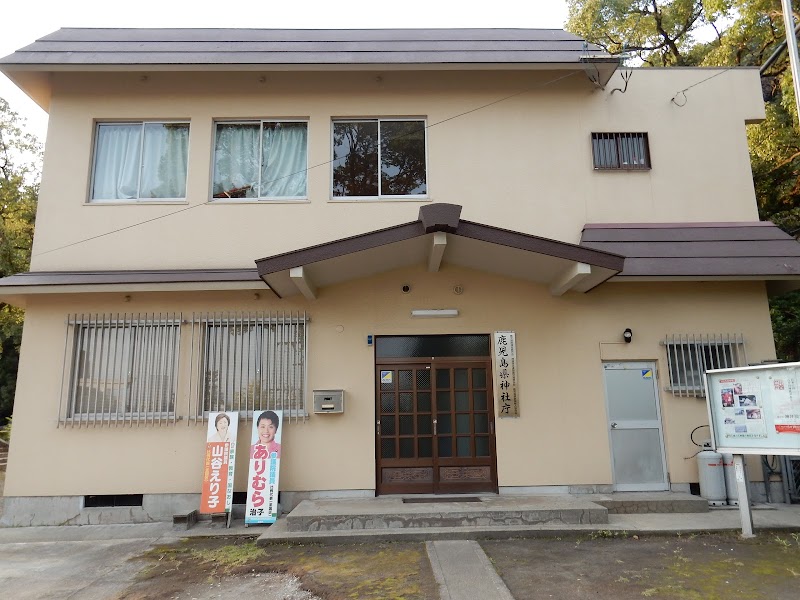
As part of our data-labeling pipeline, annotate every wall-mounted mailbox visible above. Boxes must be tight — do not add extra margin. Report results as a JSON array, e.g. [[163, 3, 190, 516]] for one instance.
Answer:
[[313, 389, 345, 414]]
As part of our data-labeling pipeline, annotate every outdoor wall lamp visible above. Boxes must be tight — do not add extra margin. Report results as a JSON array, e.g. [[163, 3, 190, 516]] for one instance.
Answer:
[[411, 309, 459, 318], [623, 328, 633, 343]]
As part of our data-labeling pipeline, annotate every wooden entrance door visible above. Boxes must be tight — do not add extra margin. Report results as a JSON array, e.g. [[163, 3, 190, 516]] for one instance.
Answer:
[[376, 360, 498, 495]]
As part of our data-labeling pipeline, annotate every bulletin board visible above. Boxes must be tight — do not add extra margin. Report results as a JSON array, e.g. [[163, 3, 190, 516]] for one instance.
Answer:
[[705, 362, 800, 455]]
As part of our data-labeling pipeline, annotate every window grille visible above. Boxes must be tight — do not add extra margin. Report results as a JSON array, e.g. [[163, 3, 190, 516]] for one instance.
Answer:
[[187, 312, 308, 424], [591, 132, 650, 170], [59, 313, 181, 427], [663, 333, 747, 398]]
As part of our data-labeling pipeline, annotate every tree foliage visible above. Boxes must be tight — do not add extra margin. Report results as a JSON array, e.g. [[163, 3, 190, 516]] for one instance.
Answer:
[[567, 1, 800, 360], [0, 98, 40, 421]]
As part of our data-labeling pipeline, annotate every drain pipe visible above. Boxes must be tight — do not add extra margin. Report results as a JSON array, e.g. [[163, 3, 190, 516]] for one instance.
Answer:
[[779, 0, 800, 121]]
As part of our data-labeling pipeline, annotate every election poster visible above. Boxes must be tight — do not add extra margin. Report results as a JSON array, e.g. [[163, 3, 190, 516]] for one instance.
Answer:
[[245, 409, 283, 525], [199, 411, 238, 515]]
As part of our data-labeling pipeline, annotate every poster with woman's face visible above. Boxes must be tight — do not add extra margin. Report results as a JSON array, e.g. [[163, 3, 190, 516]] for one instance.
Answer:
[[206, 412, 239, 444], [199, 412, 239, 515]]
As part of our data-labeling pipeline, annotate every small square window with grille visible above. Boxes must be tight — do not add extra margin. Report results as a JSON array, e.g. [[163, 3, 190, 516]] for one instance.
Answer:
[[663, 334, 747, 398], [592, 132, 650, 170]]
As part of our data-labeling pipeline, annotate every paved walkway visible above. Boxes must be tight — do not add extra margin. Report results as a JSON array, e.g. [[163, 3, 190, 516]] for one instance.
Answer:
[[426, 540, 514, 600]]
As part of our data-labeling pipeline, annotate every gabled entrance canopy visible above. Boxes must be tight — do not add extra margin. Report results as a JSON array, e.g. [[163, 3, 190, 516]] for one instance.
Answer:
[[255, 204, 625, 299]]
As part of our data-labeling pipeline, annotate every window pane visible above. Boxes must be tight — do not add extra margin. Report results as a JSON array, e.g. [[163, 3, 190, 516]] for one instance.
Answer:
[[332, 121, 378, 197], [473, 369, 486, 389], [438, 437, 453, 458], [261, 122, 307, 197], [417, 392, 431, 412], [456, 414, 470, 434], [202, 319, 306, 414], [92, 124, 142, 200], [381, 415, 396, 435], [455, 391, 469, 411], [70, 319, 179, 418], [399, 415, 414, 435], [476, 436, 490, 457], [417, 414, 432, 434], [456, 437, 471, 457], [380, 120, 426, 195], [473, 391, 487, 411], [399, 438, 414, 458], [140, 123, 189, 198], [213, 123, 260, 198], [418, 437, 433, 458]]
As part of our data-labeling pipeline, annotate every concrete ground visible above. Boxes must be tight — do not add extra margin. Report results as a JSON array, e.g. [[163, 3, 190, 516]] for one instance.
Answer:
[[0, 494, 799, 599]]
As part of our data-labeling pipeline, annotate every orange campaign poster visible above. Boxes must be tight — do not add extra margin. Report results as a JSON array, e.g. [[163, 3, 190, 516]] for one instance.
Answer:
[[199, 411, 239, 515]]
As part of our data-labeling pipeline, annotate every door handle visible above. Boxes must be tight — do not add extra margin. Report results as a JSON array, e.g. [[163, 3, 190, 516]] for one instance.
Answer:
[[611, 422, 618, 429], [433, 419, 437, 436], [376, 420, 381, 436]]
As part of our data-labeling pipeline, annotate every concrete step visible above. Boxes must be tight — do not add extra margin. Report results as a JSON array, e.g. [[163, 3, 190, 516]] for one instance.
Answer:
[[592, 492, 709, 514], [284, 495, 609, 532]]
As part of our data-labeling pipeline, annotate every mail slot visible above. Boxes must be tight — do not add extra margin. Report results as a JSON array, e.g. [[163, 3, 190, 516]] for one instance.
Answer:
[[313, 389, 344, 414]]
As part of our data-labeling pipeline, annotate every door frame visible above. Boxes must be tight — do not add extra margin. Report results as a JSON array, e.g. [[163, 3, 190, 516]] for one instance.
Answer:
[[375, 356, 499, 495], [602, 361, 670, 492]]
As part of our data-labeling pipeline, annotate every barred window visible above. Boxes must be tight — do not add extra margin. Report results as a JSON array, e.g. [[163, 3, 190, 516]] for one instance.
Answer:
[[60, 314, 181, 426], [591, 132, 650, 170], [188, 312, 308, 422], [663, 334, 747, 398]]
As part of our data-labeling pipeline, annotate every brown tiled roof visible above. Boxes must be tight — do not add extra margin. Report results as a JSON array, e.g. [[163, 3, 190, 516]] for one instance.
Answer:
[[581, 222, 800, 278], [0, 28, 615, 67]]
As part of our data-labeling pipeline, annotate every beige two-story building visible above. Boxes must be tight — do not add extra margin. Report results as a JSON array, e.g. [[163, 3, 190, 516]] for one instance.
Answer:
[[1, 28, 797, 525]]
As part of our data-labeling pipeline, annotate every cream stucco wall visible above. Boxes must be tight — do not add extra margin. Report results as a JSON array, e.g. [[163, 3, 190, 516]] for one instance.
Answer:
[[28, 67, 764, 272], [4, 266, 776, 497]]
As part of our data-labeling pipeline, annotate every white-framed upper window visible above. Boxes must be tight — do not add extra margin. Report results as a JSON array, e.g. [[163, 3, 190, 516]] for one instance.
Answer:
[[60, 314, 181, 426], [90, 122, 190, 201], [212, 120, 308, 200], [332, 118, 427, 199]]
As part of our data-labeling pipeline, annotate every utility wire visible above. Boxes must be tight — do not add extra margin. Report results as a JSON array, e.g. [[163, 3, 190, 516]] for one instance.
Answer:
[[33, 70, 579, 258], [670, 66, 738, 107]]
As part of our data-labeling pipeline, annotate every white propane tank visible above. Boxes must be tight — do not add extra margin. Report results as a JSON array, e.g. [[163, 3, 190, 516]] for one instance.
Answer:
[[722, 453, 742, 506], [697, 450, 726, 506]]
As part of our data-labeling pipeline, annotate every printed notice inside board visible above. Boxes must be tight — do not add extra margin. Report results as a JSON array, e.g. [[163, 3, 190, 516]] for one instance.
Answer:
[[706, 363, 800, 455]]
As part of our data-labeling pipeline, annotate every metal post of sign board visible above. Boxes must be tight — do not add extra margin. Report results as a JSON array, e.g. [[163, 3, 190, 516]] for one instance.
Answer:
[[733, 455, 754, 538]]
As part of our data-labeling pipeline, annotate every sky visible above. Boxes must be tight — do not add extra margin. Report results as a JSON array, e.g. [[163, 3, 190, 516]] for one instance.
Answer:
[[0, 0, 571, 141]]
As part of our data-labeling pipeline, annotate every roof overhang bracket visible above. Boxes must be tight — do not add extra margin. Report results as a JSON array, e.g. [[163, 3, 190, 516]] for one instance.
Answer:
[[290, 266, 317, 300], [549, 262, 592, 296], [428, 232, 447, 272]]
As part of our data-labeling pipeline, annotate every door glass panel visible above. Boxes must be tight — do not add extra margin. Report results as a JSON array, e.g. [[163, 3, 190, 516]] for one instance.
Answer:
[[473, 368, 486, 388], [436, 369, 450, 388], [376, 335, 491, 358], [474, 414, 488, 434], [475, 436, 490, 457], [473, 391, 487, 411], [380, 393, 395, 413], [417, 414, 432, 434], [417, 392, 431, 412], [398, 370, 413, 390], [380, 370, 394, 390], [454, 368, 468, 388], [381, 438, 396, 459], [437, 414, 452, 434], [418, 437, 432, 458], [455, 391, 469, 411], [437, 391, 450, 411], [438, 437, 453, 457], [456, 437, 471, 457], [605, 368, 658, 421], [456, 414, 470, 434], [611, 428, 665, 485], [399, 438, 414, 458], [416, 369, 431, 390], [380, 415, 396, 435], [399, 415, 414, 435], [399, 392, 413, 413]]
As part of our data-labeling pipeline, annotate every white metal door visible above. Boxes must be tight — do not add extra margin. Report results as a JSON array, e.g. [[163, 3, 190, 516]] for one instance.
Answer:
[[602, 362, 669, 491]]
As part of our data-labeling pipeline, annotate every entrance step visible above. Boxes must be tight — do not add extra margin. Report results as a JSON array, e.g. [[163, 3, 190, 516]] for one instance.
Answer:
[[284, 495, 609, 532], [591, 492, 709, 514]]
